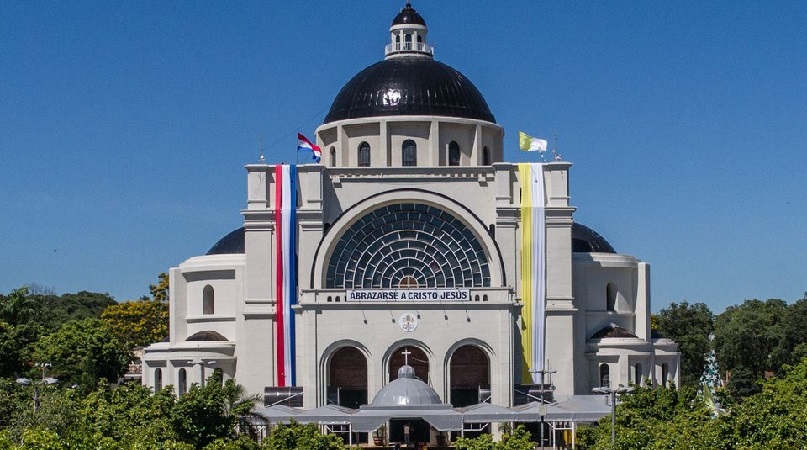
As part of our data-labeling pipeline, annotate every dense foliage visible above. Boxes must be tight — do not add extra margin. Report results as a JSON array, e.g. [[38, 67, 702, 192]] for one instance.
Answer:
[[655, 301, 714, 386], [0, 378, 347, 450], [577, 357, 807, 449], [655, 296, 807, 398], [454, 425, 534, 450], [33, 318, 132, 388], [101, 298, 169, 347], [3, 283, 807, 448]]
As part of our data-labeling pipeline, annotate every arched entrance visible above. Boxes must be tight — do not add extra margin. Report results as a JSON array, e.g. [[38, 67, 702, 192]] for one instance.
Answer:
[[327, 347, 367, 409], [450, 345, 490, 407], [389, 346, 429, 383]]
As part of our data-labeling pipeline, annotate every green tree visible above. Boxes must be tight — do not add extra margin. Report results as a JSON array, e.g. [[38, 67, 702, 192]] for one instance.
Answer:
[[150, 272, 170, 303], [577, 386, 716, 450], [79, 382, 178, 446], [0, 321, 41, 378], [261, 421, 345, 450], [170, 374, 259, 448], [454, 426, 534, 450], [4, 384, 84, 445], [780, 298, 807, 366], [714, 299, 787, 397], [656, 301, 714, 386], [711, 358, 807, 449], [33, 291, 117, 330], [33, 318, 131, 388], [0, 287, 39, 325], [100, 299, 169, 348]]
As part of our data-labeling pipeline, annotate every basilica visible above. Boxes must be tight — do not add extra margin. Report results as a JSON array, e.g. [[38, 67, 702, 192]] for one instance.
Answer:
[[142, 2, 679, 423]]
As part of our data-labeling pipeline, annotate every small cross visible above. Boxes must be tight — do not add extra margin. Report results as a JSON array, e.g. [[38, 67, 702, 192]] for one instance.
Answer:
[[401, 348, 412, 366]]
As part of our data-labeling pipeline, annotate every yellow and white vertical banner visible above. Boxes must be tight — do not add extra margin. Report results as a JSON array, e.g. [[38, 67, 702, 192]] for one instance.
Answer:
[[519, 163, 546, 383]]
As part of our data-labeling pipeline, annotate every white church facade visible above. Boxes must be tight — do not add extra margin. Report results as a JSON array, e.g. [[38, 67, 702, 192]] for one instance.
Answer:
[[142, 3, 679, 416]]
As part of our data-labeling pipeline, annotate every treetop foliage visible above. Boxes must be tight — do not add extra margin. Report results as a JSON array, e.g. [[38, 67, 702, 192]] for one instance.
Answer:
[[577, 357, 807, 449], [101, 299, 169, 347]]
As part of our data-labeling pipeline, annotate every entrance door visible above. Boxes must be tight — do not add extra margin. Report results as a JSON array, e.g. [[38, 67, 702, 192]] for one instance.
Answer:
[[327, 347, 368, 409], [389, 418, 431, 446], [450, 345, 490, 407]]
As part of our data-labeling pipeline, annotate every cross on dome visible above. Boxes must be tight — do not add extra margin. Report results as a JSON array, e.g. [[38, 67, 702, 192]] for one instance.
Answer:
[[401, 347, 412, 366]]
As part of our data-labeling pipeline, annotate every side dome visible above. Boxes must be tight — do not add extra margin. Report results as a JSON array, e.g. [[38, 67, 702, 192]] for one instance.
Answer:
[[323, 57, 496, 124], [207, 227, 245, 255], [572, 223, 616, 253]]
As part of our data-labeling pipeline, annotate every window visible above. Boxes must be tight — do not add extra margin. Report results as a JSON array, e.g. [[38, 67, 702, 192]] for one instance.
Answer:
[[178, 368, 187, 396], [399, 276, 418, 289], [404, 34, 412, 50], [599, 364, 610, 388], [358, 142, 370, 167], [482, 146, 490, 165], [661, 363, 669, 387], [606, 283, 617, 311], [330, 146, 336, 166], [325, 203, 491, 289], [634, 363, 643, 386], [402, 140, 417, 166], [448, 141, 460, 166], [154, 368, 162, 391], [203, 285, 214, 315]]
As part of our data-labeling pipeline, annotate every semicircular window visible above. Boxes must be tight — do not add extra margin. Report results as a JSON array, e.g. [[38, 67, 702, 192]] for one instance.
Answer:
[[326, 203, 490, 289]]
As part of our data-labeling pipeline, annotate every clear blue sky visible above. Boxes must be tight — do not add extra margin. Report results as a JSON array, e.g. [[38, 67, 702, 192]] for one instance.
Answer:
[[1, 1, 805, 313]]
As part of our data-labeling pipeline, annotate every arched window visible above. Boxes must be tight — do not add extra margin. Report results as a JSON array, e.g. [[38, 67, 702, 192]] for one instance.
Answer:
[[178, 368, 187, 396], [154, 368, 162, 391], [606, 283, 617, 311], [358, 141, 371, 167], [599, 364, 610, 388], [634, 363, 643, 385], [330, 146, 336, 166], [402, 140, 417, 166], [661, 363, 669, 387], [482, 146, 490, 165], [325, 203, 491, 289], [203, 285, 214, 315], [448, 141, 460, 166], [404, 33, 412, 50]]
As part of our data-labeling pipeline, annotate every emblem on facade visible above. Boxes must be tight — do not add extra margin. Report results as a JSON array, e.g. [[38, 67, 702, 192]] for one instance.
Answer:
[[399, 312, 418, 332]]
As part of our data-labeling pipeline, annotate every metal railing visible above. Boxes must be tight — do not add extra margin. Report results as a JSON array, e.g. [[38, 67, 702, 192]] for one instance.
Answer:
[[385, 42, 434, 55]]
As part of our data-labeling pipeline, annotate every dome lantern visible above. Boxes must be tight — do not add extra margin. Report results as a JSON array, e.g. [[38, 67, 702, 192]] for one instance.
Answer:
[[386, 3, 433, 59]]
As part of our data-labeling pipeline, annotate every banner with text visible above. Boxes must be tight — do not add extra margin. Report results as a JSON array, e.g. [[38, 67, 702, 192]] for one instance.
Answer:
[[346, 289, 471, 301]]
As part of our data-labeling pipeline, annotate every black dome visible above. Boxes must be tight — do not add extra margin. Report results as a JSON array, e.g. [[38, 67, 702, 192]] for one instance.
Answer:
[[590, 324, 638, 340], [572, 223, 616, 253], [392, 3, 425, 25], [206, 227, 245, 255], [323, 57, 496, 124]]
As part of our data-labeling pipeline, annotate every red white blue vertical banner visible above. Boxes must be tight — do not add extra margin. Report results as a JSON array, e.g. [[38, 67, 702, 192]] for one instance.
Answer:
[[274, 164, 297, 387]]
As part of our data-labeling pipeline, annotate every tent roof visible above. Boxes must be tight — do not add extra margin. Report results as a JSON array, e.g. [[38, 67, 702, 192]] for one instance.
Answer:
[[251, 395, 611, 431], [252, 404, 301, 423], [457, 403, 517, 423]]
